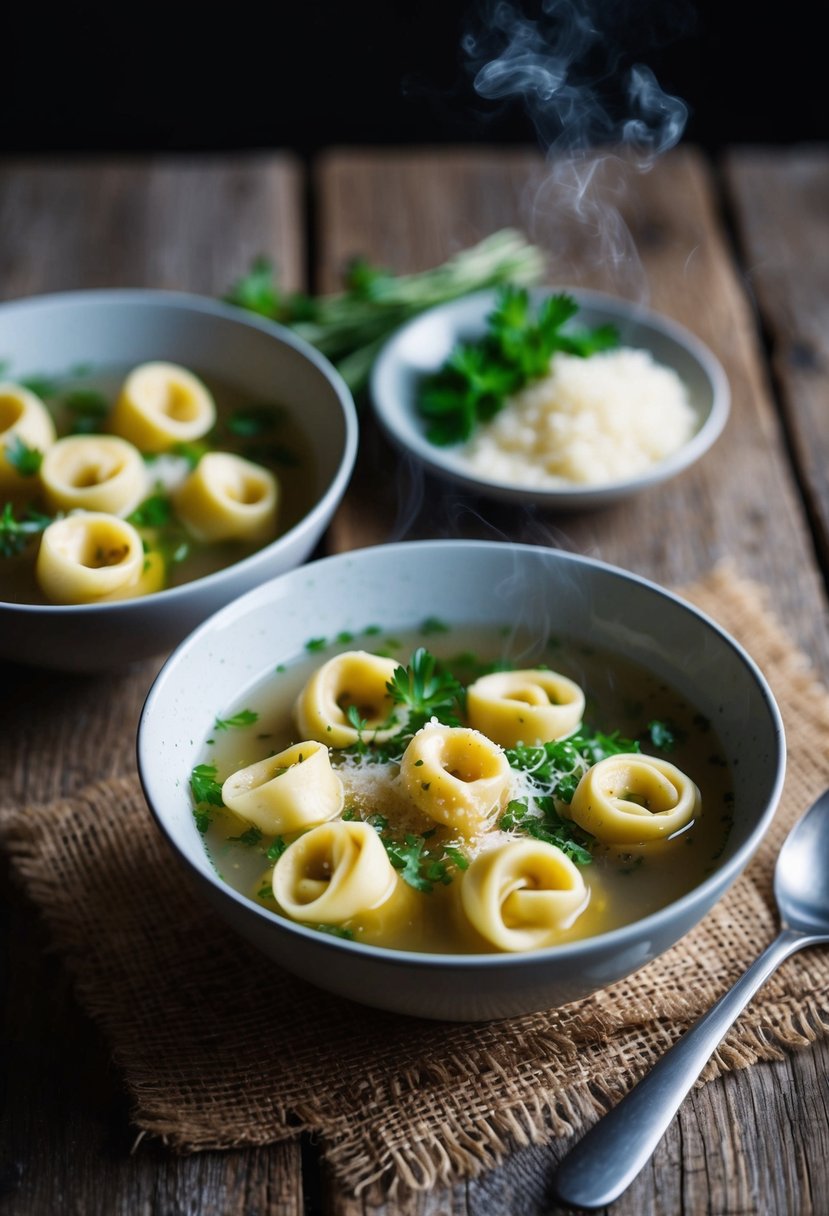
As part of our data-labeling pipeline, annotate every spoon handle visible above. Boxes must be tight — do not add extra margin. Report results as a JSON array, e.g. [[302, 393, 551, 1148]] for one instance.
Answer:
[[552, 927, 806, 1211]]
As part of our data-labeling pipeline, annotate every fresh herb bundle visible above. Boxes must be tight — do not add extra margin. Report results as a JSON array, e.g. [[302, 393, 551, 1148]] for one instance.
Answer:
[[224, 229, 547, 394], [417, 284, 619, 445]]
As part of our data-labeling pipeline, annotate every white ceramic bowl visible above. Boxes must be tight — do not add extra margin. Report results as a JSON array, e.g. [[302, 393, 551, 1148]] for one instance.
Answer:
[[138, 540, 785, 1022], [0, 289, 358, 671], [370, 288, 730, 508]]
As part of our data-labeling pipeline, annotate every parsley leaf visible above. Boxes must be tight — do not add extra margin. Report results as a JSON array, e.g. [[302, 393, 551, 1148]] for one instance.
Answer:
[[0, 502, 53, 557], [213, 709, 259, 731], [189, 763, 224, 807], [228, 825, 263, 847], [4, 435, 43, 476]]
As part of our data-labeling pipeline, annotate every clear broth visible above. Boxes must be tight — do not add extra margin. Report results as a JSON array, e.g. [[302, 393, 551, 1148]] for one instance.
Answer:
[[1, 364, 316, 604], [196, 624, 734, 955]]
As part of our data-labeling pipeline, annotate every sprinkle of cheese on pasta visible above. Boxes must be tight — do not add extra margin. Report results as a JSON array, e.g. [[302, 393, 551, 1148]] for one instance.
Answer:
[[461, 347, 696, 487]]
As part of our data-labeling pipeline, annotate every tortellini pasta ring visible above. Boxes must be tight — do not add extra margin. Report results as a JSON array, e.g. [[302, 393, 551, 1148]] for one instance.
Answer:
[[221, 740, 343, 835], [173, 451, 279, 543], [399, 721, 511, 835], [294, 649, 403, 747], [466, 668, 586, 746], [0, 382, 56, 494], [109, 361, 217, 452], [272, 820, 398, 924], [568, 753, 700, 844], [460, 839, 589, 951], [35, 512, 145, 604], [40, 434, 148, 517]]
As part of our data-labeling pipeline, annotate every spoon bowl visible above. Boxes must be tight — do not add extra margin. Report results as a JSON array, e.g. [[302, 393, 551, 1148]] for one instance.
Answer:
[[775, 789, 829, 934], [552, 787, 829, 1210]]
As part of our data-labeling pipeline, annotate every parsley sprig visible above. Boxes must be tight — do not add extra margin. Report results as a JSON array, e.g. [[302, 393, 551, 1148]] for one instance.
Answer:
[[386, 647, 464, 732], [417, 284, 619, 445]]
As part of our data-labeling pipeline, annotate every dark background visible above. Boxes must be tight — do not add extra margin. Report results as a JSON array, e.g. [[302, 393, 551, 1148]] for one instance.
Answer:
[[4, 0, 822, 155]]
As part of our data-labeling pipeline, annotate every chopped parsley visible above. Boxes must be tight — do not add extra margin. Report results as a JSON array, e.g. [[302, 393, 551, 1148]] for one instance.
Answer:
[[367, 816, 469, 893], [499, 796, 594, 865], [127, 493, 173, 528], [189, 763, 224, 807], [4, 435, 43, 476], [228, 825, 263, 847], [0, 502, 53, 557], [213, 709, 259, 731]]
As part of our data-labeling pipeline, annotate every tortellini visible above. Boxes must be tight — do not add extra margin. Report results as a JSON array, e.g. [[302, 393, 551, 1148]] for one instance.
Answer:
[[294, 650, 402, 747], [399, 722, 511, 835], [35, 512, 145, 604], [466, 668, 585, 746], [272, 820, 398, 924], [39, 434, 147, 517], [173, 452, 279, 543], [221, 741, 343, 835], [0, 382, 56, 494], [568, 753, 700, 843], [109, 361, 216, 452], [460, 839, 589, 951]]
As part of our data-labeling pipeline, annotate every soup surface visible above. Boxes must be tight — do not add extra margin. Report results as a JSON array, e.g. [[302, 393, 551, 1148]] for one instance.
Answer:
[[0, 363, 315, 603], [191, 622, 734, 955]]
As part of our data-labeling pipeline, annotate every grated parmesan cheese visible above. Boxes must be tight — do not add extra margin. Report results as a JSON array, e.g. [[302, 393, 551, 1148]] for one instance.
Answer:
[[460, 346, 697, 487]]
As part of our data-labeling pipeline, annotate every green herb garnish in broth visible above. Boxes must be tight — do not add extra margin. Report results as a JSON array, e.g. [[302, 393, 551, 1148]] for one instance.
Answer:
[[198, 630, 734, 955], [4, 435, 44, 476], [0, 363, 315, 605], [0, 502, 52, 557], [213, 709, 259, 732]]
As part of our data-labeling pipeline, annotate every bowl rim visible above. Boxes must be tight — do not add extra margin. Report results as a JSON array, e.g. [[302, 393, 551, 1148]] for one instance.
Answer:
[[138, 538, 786, 971], [369, 285, 731, 508], [0, 286, 360, 613]]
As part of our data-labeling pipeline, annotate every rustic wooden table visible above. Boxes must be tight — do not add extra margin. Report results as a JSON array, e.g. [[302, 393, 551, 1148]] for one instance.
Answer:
[[2, 144, 828, 1215]]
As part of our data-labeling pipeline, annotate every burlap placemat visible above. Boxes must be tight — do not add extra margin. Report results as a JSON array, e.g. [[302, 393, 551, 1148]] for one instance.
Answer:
[[3, 563, 829, 1197]]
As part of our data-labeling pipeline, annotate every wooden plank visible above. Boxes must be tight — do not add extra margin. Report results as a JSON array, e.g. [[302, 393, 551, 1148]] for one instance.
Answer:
[[0, 155, 305, 1216], [316, 146, 829, 676], [723, 147, 829, 575]]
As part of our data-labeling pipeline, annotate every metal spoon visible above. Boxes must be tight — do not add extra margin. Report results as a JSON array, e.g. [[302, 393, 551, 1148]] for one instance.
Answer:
[[552, 787, 829, 1211]]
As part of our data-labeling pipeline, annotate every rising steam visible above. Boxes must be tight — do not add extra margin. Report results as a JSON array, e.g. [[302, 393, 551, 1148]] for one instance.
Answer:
[[463, 0, 688, 161], [462, 0, 691, 290]]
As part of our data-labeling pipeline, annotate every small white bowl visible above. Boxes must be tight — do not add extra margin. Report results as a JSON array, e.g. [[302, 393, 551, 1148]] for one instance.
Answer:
[[138, 540, 784, 1022], [370, 288, 730, 508], [0, 289, 358, 672]]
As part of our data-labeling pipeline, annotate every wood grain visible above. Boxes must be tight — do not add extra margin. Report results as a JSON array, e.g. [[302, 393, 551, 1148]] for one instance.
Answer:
[[724, 146, 829, 575]]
